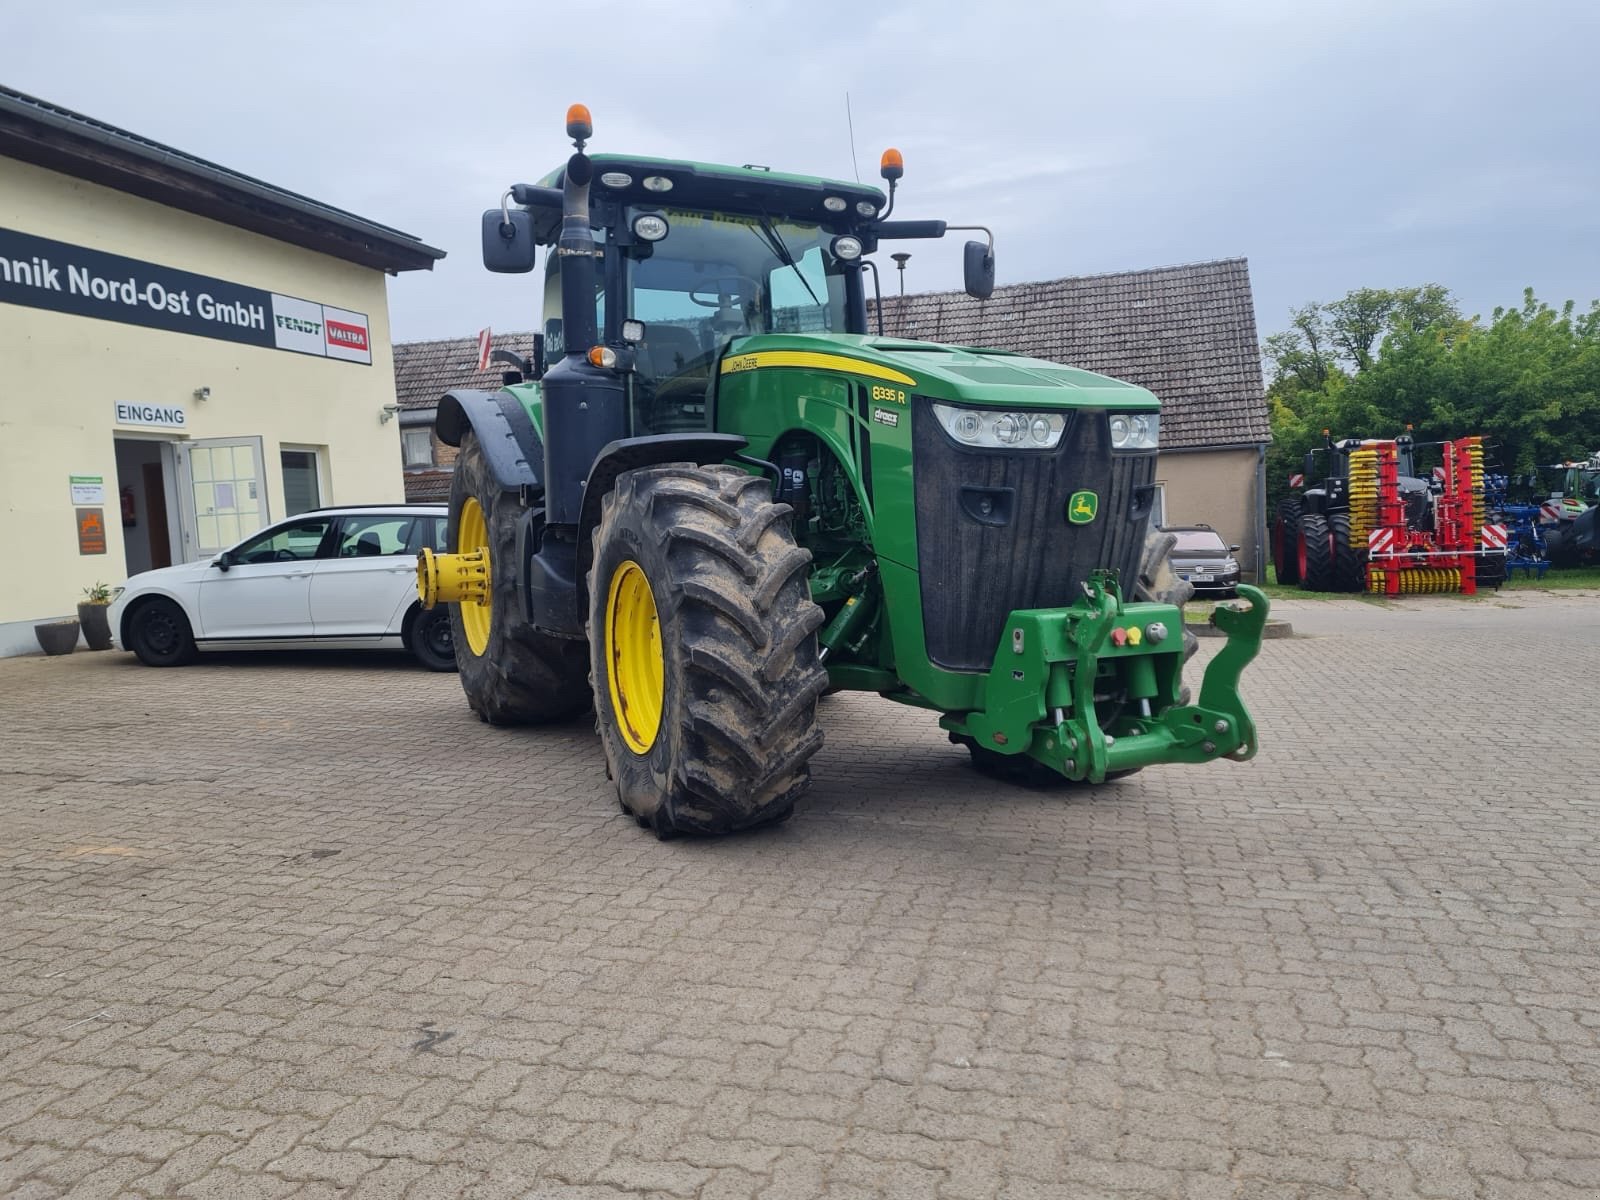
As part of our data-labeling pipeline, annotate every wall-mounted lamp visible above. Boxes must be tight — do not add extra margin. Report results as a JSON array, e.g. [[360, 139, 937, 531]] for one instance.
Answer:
[[193, 386, 211, 401], [379, 404, 401, 425]]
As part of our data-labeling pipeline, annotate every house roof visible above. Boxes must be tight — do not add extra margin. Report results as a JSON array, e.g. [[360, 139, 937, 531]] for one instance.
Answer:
[[393, 259, 1268, 450], [0, 85, 444, 273], [392, 331, 542, 410], [871, 258, 1269, 449], [402, 469, 455, 503]]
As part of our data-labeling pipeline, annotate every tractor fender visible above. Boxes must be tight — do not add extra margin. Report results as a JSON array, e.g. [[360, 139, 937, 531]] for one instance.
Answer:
[[435, 389, 543, 492], [572, 433, 750, 608]]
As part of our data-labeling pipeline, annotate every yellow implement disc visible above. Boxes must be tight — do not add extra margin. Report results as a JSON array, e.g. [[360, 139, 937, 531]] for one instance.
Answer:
[[605, 560, 664, 754], [457, 497, 492, 655]]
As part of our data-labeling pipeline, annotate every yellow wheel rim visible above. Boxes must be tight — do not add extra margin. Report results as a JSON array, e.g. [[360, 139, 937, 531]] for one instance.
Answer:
[[605, 559, 664, 754], [457, 497, 492, 656]]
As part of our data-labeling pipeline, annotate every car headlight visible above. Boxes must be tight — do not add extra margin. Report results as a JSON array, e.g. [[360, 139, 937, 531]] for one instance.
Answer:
[[931, 402, 1066, 449], [1109, 412, 1159, 450]]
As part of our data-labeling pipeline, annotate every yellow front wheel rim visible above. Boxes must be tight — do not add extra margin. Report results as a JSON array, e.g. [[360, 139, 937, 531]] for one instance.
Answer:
[[457, 497, 492, 655], [605, 560, 665, 754]]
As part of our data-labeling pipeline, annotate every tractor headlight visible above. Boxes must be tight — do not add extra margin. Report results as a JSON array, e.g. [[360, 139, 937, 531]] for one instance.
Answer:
[[831, 235, 863, 261], [931, 402, 1066, 450], [1109, 412, 1159, 450], [631, 213, 669, 242]]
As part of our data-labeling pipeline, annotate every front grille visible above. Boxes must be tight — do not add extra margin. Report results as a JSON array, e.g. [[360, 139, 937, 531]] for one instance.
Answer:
[[912, 399, 1156, 671]]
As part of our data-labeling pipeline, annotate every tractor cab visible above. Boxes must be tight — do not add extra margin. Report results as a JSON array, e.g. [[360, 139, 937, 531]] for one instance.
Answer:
[[486, 146, 994, 446]]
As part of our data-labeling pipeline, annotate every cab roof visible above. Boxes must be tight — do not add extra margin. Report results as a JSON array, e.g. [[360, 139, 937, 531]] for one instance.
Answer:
[[539, 154, 888, 222]]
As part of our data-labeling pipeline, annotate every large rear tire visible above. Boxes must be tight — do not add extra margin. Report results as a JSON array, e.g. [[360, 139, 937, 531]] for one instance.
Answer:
[[1273, 497, 1304, 585], [448, 431, 590, 724], [1329, 512, 1366, 593], [1298, 513, 1335, 592], [588, 464, 827, 836]]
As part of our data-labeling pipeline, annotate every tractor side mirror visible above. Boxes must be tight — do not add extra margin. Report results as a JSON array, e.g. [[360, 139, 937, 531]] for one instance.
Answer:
[[963, 240, 994, 300], [482, 209, 537, 274]]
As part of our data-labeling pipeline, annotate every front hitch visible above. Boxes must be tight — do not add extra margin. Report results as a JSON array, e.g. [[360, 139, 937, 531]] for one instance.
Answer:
[[941, 581, 1269, 781]]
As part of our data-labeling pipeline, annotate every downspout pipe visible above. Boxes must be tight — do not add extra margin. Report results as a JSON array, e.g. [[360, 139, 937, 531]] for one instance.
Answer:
[[1255, 443, 1268, 584]]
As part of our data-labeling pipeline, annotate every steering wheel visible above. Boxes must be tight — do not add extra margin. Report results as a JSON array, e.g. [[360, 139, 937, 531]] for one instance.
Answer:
[[688, 275, 761, 308], [273, 549, 299, 562]]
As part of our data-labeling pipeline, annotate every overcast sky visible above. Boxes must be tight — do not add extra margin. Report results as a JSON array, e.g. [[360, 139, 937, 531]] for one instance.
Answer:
[[9, 0, 1599, 346]]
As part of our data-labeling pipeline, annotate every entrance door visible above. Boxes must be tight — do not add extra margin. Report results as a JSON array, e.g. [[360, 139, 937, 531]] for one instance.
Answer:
[[176, 438, 267, 562], [114, 436, 181, 577]]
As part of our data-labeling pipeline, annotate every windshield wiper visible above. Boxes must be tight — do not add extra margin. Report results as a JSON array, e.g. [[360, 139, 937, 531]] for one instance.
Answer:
[[751, 209, 820, 308]]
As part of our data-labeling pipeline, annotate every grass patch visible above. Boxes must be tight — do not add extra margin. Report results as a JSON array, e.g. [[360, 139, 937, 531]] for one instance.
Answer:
[[1500, 566, 1600, 592]]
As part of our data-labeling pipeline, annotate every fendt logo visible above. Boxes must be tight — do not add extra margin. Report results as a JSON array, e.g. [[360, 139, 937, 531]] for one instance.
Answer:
[[326, 319, 369, 354]]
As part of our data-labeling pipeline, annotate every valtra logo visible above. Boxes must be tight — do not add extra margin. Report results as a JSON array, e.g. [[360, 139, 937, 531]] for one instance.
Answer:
[[326, 319, 369, 354]]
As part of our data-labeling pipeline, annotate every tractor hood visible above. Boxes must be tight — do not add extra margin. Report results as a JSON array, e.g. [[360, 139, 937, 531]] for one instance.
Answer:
[[723, 334, 1160, 412]]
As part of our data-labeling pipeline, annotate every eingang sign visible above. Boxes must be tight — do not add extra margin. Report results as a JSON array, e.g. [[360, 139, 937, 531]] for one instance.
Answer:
[[0, 227, 372, 365]]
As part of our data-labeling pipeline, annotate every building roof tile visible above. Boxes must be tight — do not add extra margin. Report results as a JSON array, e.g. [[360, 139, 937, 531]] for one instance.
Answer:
[[871, 258, 1269, 449]]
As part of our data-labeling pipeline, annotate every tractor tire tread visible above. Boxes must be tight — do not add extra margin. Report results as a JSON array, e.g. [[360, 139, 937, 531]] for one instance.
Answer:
[[449, 430, 591, 725], [1274, 497, 1304, 585], [1299, 512, 1335, 592], [591, 463, 827, 836], [1328, 512, 1366, 593]]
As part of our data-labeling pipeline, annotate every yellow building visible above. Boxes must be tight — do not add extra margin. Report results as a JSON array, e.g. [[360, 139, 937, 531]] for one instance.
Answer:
[[0, 86, 443, 654]]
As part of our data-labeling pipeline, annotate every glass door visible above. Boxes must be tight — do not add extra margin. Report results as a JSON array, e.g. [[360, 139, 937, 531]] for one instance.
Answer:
[[176, 437, 268, 562]]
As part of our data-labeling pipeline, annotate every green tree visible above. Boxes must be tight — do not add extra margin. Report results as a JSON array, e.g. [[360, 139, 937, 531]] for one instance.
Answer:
[[1262, 285, 1600, 514]]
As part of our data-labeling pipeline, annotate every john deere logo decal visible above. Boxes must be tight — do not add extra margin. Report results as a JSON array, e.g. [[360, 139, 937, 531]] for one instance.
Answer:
[[1067, 491, 1099, 524]]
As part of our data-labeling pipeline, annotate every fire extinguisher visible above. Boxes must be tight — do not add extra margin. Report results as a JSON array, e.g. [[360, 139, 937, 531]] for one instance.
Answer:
[[121, 485, 138, 527]]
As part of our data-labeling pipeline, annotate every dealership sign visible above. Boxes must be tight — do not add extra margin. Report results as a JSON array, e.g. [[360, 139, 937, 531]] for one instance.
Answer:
[[0, 227, 371, 365]]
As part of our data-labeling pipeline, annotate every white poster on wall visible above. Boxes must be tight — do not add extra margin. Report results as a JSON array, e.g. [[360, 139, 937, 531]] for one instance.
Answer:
[[69, 474, 105, 504]]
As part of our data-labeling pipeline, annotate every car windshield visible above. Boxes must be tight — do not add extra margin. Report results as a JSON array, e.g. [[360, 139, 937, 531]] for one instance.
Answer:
[[1172, 530, 1228, 553]]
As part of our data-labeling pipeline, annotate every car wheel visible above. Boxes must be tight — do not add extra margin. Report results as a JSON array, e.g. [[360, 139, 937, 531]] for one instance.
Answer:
[[127, 598, 198, 667], [410, 605, 458, 672]]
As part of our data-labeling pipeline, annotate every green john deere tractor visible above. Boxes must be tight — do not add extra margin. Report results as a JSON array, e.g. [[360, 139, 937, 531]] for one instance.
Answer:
[[417, 104, 1268, 836]]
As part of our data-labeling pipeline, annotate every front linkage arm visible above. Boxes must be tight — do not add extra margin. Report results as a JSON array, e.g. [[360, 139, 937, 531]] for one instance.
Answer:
[[942, 577, 1268, 782]]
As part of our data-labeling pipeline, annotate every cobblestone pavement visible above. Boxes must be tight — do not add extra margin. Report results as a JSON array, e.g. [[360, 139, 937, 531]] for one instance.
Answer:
[[2, 590, 1598, 1200]]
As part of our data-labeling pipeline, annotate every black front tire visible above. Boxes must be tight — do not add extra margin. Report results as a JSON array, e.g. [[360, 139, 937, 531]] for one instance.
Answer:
[[589, 464, 827, 836], [408, 605, 458, 672], [1329, 512, 1366, 592], [1299, 513, 1335, 591], [1274, 497, 1304, 585], [127, 598, 198, 667], [449, 431, 590, 724]]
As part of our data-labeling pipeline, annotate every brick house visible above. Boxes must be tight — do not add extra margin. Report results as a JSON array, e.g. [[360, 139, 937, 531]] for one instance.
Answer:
[[393, 258, 1270, 575], [390, 332, 540, 503]]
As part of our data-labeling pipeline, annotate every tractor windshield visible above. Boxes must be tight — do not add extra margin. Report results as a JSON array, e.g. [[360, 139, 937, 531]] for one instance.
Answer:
[[625, 207, 848, 433]]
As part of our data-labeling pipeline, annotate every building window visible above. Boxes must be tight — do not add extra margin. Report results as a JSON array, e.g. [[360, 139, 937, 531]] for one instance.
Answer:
[[281, 448, 322, 515], [402, 428, 434, 468]]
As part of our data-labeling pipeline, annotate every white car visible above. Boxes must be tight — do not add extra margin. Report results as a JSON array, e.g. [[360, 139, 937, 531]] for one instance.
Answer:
[[109, 504, 456, 671]]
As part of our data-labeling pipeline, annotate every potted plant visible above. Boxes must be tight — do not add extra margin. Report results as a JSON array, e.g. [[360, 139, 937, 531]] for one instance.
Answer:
[[77, 582, 115, 651], [34, 618, 80, 656]]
